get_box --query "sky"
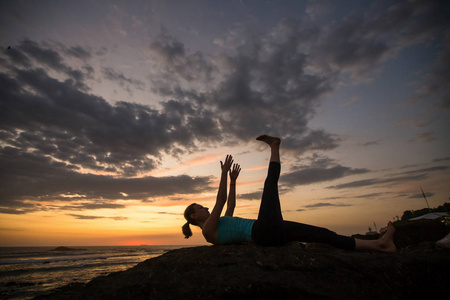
[0,0,449,247]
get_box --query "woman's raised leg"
[252,135,284,245]
[253,135,397,252]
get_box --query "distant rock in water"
[37,221,449,299]
[50,246,85,251]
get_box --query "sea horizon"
[0,244,200,248]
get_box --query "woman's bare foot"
[378,222,397,253]
[257,135,281,163]
[256,135,281,146]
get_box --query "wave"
[0,246,171,266]
[0,259,144,278]
[0,253,142,266]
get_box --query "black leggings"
[251,162,356,251]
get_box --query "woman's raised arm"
[202,155,233,243]
[225,163,241,217]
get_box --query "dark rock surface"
[36,221,450,299]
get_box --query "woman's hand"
[220,155,233,173]
[229,163,241,182]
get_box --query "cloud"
[0,208,29,215]
[148,25,339,151]
[391,0,449,47]
[304,202,351,209]
[409,192,434,199]
[0,44,225,177]
[0,146,213,211]
[144,0,449,152]
[321,192,387,201]
[396,114,437,130]
[17,39,67,71]
[305,0,332,21]
[408,131,436,143]
[67,214,128,221]
[433,157,450,162]
[4,46,32,68]
[148,29,216,92]
[213,38,225,47]
[281,165,369,187]
[67,214,104,220]
[373,0,450,111]
[65,45,92,60]
[307,0,450,84]
[423,34,450,110]
[267,154,371,190]
[311,15,389,77]
[211,24,337,146]
[327,174,427,190]
[102,67,145,93]
[390,166,449,177]
[282,130,341,152]
[238,191,262,201]
[156,211,180,215]
[360,140,380,147]
[58,202,127,210]
[3,40,92,91]
[352,193,385,199]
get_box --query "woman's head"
[182,203,209,239]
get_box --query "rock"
[36,240,449,300]
[437,233,450,249]
[392,219,449,249]
[5,281,35,287]
[50,247,85,251]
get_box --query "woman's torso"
[216,216,255,245]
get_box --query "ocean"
[0,245,186,299]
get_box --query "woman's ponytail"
[182,203,197,239]
[182,222,192,239]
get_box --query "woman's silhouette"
[182,135,396,252]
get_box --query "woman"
[182,135,396,252]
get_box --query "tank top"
[217,216,255,245]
